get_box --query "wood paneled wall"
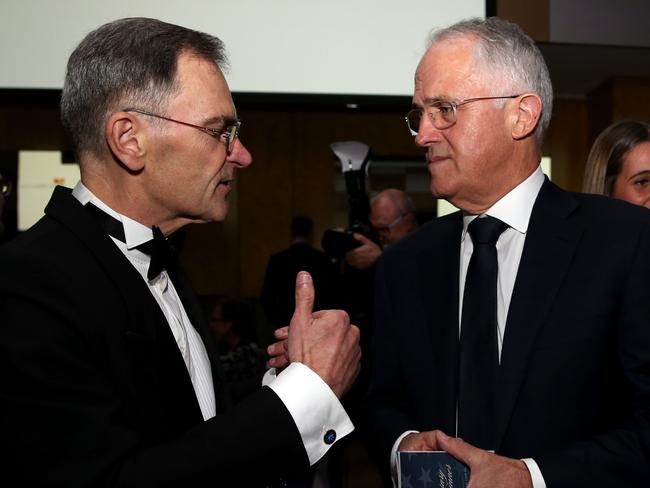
[2,85,649,297]
[183,107,422,297]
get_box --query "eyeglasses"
[0,174,11,197]
[405,95,521,135]
[375,213,405,237]
[126,108,241,151]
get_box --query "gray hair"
[60,17,228,159]
[372,189,416,216]
[428,17,553,145]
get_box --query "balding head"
[370,189,418,246]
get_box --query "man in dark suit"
[0,18,360,486]
[261,215,340,328]
[365,17,650,487]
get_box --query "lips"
[427,155,449,164]
[218,174,234,187]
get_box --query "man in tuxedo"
[0,18,360,486]
[365,17,650,487]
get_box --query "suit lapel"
[45,187,161,339]
[45,187,204,422]
[416,212,462,435]
[494,180,583,449]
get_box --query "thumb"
[291,271,315,327]
[437,431,476,466]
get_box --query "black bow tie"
[85,203,173,280]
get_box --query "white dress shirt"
[392,166,547,488]
[73,182,217,420]
[72,182,352,464]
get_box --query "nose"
[227,139,253,168]
[414,115,443,148]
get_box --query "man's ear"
[105,111,147,171]
[511,94,542,141]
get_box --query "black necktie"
[85,203,173,280]
[458,215,508,450]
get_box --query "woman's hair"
[583,120,650,196]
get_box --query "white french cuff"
[521,458,547,488]
[266,363,354,465]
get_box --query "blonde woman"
[583,120,650,208]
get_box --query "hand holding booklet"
[397,451,470,488]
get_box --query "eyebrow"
[627,169,650,181]
[201,114,238,127]
[412,96,454,108]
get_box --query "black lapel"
[45,186,204,422]
[45,187,161,340]
[494,179,583,449]
[416,212,463,435]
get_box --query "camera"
[322,141,375,258]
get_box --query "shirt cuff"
[262,367,276,386]
[267,362,354,465]
[521,458,547,488]
[391,430,419,485]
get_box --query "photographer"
[345,189,419,271]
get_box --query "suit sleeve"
[0,258,309,487]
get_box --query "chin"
[210,204,229,222]
[429,182,450,200]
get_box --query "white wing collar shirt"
[72,181,353,465]
[73,181,216,421]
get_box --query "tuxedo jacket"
[365,180,650,487]
[0,187,309,487]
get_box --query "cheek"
[613,184,641,205]
[450,125,485,166]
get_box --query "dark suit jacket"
[365,180,650,487]
[0,187,309,487]
[261,242,340,327]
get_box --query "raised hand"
[269,271,361,398]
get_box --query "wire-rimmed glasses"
[405,95,521,135]
[125,108,241,151]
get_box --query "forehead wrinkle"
[414,48,484,107]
